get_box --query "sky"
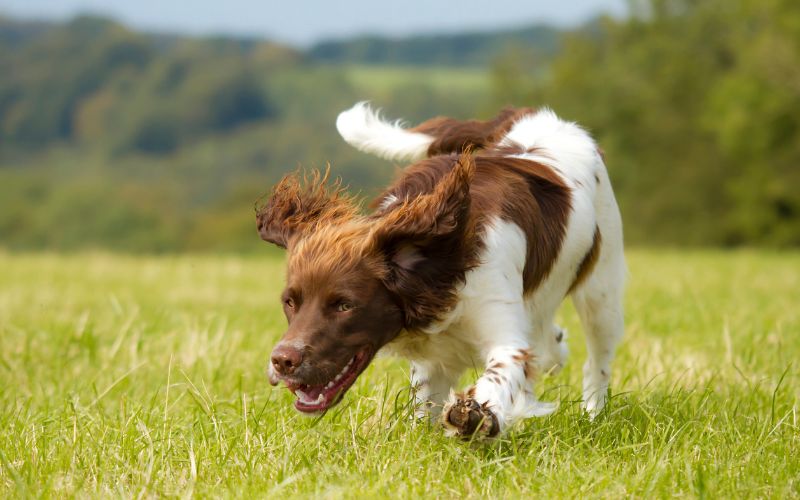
[0,0,627,46]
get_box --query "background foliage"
[0,0,798,252]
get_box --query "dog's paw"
[581,389,607,420]
[442,392,500,439]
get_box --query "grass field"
[343,65,491,93]
[0,250,798,497]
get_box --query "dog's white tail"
[336,102,434,162]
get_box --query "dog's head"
[256,156,475,413]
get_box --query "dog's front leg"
[442,345,557,438]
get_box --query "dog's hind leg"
[572,275,624,417]
[572,181,625,418]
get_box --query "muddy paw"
[442,393,500,439]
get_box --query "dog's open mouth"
[284,349,372,413]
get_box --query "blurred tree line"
[309,24,559,66]
[0,0,797,252]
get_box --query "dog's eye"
[335,302,354,313]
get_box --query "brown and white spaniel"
[257,103,625,438]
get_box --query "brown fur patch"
[511,350,532,363]
[287,222,382,298]
[412,107,535,157]
[256,167,358,249]
[512,348,536,380]
[470,157,572,293]
[568,226,602,294]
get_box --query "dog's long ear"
[368,153,477,328]
[256,168,357,249]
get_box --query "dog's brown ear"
[368,153,477,328]
[256,168,357,249]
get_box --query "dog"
[257,103,625,438]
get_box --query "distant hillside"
[308,25,561,66]
[0,16,54,47]
[0,14,497,252]
[0,15,305,149]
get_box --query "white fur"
[378,194,398,211]
[348,105,625,434]
[336,102,434,162]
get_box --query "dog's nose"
[271,344,304,375]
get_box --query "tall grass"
[0,251,798,497]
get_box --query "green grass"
[0,250,798,497]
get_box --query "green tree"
[493,0,800,246]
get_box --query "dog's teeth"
[343,359,353,372]
[318,356,356,393]
[316,394,325,404]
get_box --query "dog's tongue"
[293,382,338,411]
[296,385,325,404]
